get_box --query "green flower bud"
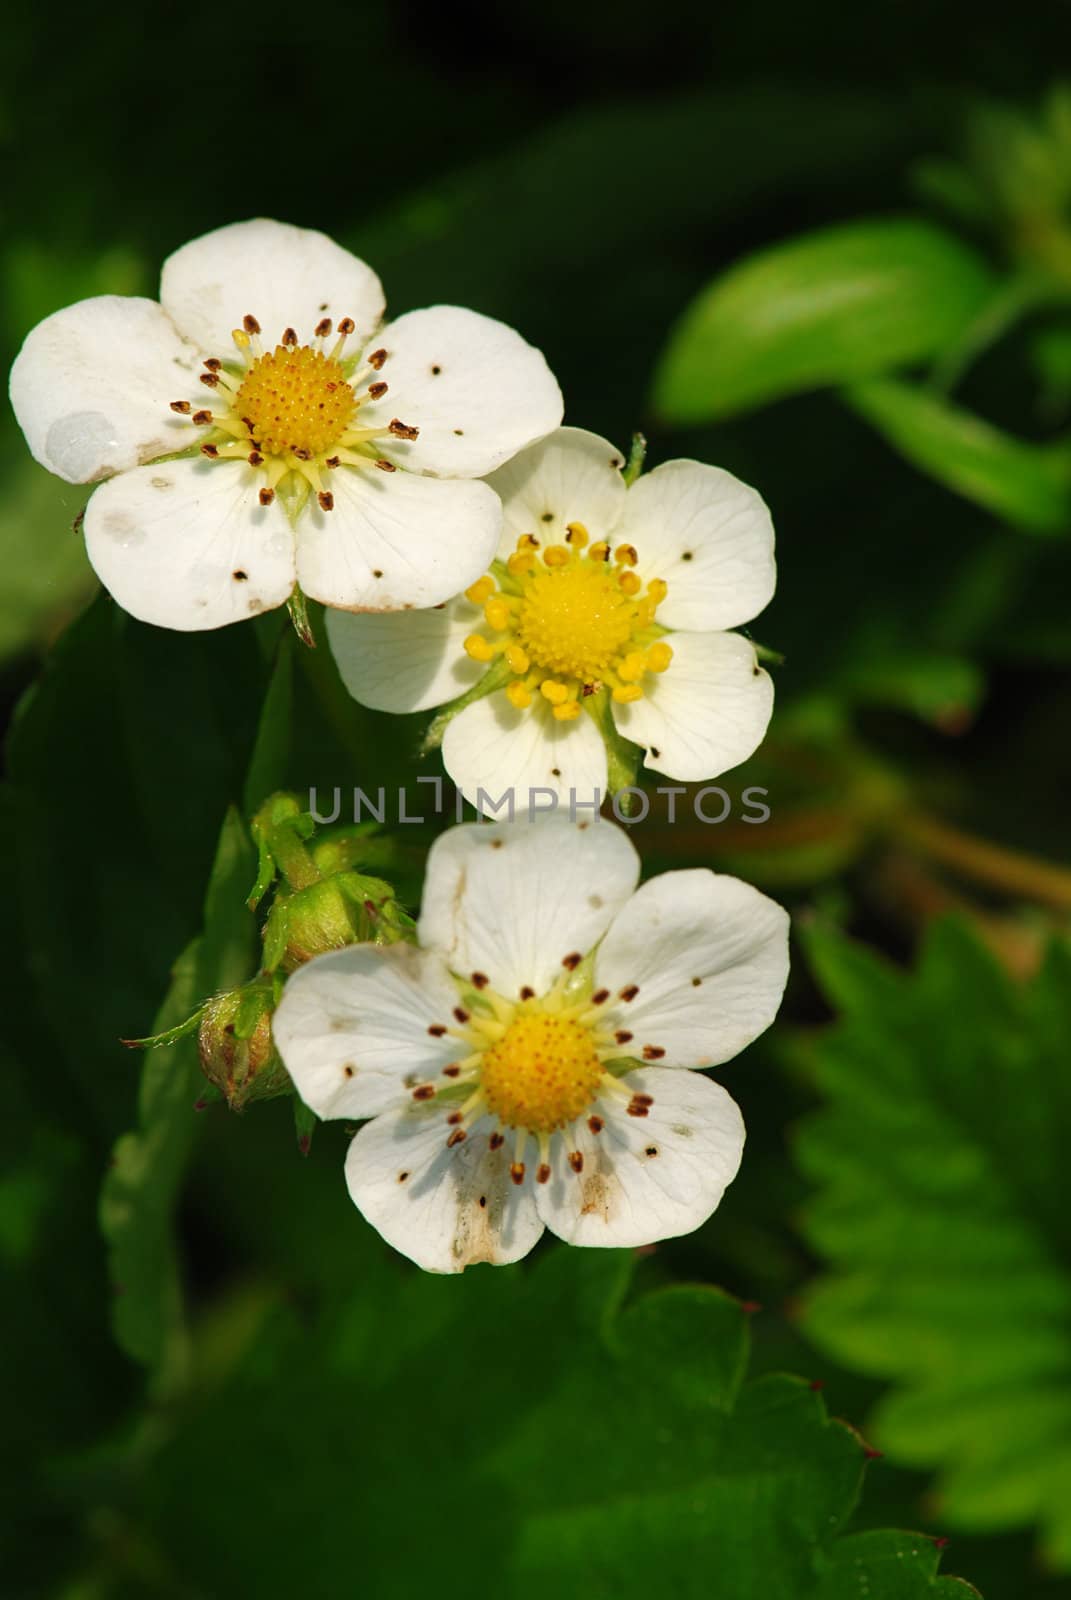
[264,872,410,972]
[198,981,289,1111]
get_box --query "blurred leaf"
[844,378,1071,534]
[242,629,293,816]
[99,808,257,1384]
[0,458,95,663]
[798,920,1071,1569]
[132,1249,974,1598]
[1031,322,1071,422]
[652,220,997,422]
[7,594,265,1136]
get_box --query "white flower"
[8,218,563,631]
[326,427,776,809]
[273,814,789,1273]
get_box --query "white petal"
[594,870,790,1068]
[296,466,501,611]
[345,1107,544,1273]
[418,812,639,999]
[326,594,483,712]
[612,630,773,782]
[9,296,202,485]
[273,943,465,1122]
[536,1068,745,1248]
[160,218,385,354]
[484,426,628,560]
[618,459,776,632]
[441,693,608,821]
[83,459,295,630]
[371,306,562,478]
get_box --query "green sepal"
[286,584,317,649]
[121,1007,204,1051]
[583,686,643,803]
[751,637,786,666]
[622,430,647,486]
[293,1098,318,1158]
[421,655,514,753]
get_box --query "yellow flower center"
[516,559,635,679]
[168,314,417,514]
[479,1012,604,1134]
[463,524,673,719]
[234,345,356,459]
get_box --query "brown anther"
[614,1030,633,1045]
[199,373,220,389]
[337,316,356,336]
[520,986,536,1001]
[642,1046,665,1061]
[471,972,489,989]
[248,451,264,466]
[318,491,335,512]
[259,487,275,506]
[203,357,222,372]
[489,1131,505,1150]
[170,400,192,414]
[562,952,582,971]
[368,381,388,399]
[192,409,213,426]
[200,443,219,458]
[368,347,388,370]
[282,327,298,346]
[592,988,610,1006]
[442,1065,461,1078]
[388,418,420,440]
[619,984,640,1002]
[291,446,312,461]
[446,1111,463,1125]
[243,314,261,334]
[315,317,333,338]
[627,1099,650,1118]
[510,1162,526,1185]
[446,1128,467,1148]
[588,1115,604,1134]
[375,458,396,472]
[412,1084,436,1101]
[325,455,341,468]
[453,1007,470,1025]
[568,1151,584,1174]
[427,1024,447,1038]
[536,1163,551,1184]
[632,1093,654,1107]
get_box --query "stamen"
[170,400,192,414]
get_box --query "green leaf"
[136,1249,973,1596]
[7,594,265,1136]
[0,457,94,665]
[652,219,997,422]
[843,378,1071,535]
[99,808,257,1387]
[798,919,1071,1569]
